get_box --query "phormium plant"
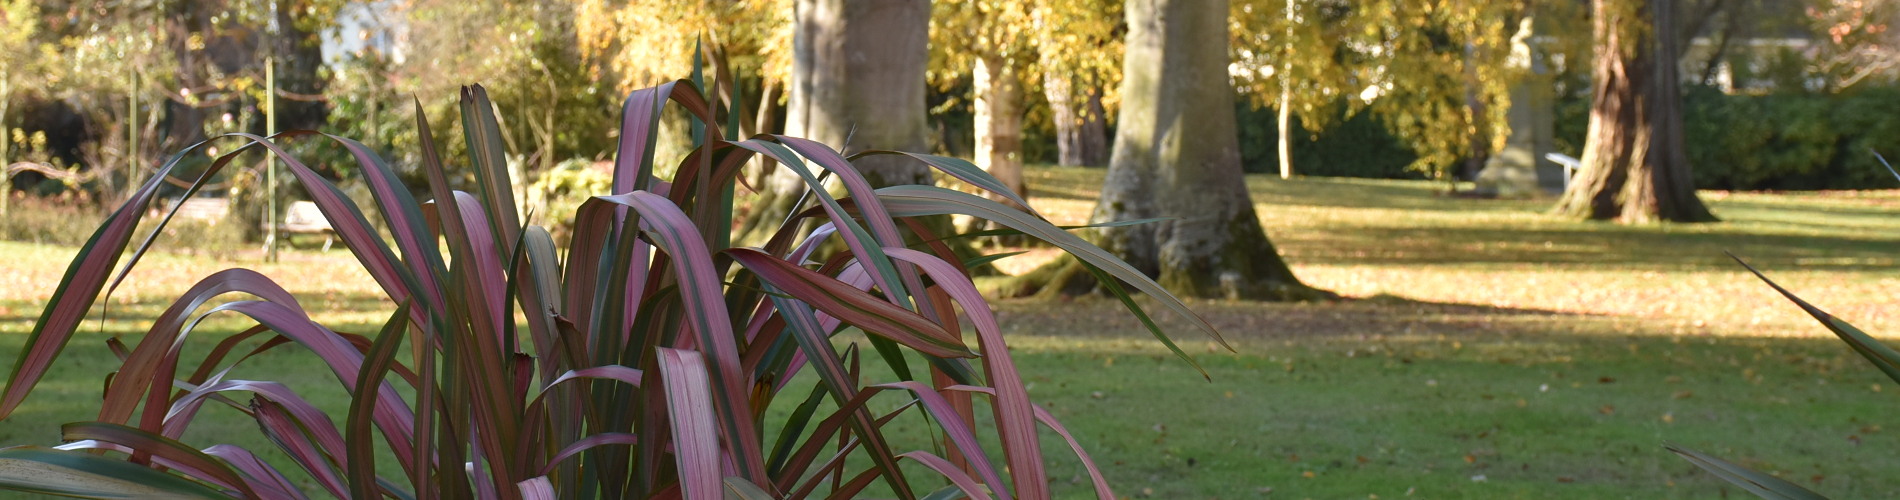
[1665,255,1892,500]
[0,79,1228,499]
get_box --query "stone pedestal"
[1476,18,1559,197]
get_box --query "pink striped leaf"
[59,422,255,497]
[537,433,640,477]
[872,381,1012,500]
[202,445,307,500]
[727,248,970,358]
[656,348,722,500]
[252,399,349,498]
[587,191,768,483]
[899,451,994,500]
[942,386,1117,500]
[884,248,1046,500]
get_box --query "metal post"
[264,56,279,262]
[128,70,139,189]
[1277,0,1296,180]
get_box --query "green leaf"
[1666,444,1829,500]
[875,184,1230,370]
[459,85,523,254]
[0,446,230,499]
[346,301,412,500]
[723,477,776,500]
[1732,253,1900,384]
[656,348,722,500]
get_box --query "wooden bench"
[277,201,335,251]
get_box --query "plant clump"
[0,78,1227,499]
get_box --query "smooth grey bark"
[1554,0,1715,223]
[740,0,932,243]
[974,55,1027,207]
[1086,0,1325,300]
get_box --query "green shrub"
[0,80,1223,499]
[0,195,104,246]
[0,195,244,257]
[524,158,612,246]
[1236,101,1423,179]
[1556,86,1900,191]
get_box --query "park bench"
[278,200,335,251]
[1545,153,1581,190]
[154,197,230,222]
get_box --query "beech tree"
[1553,0,1716,222]
[737,0,932,243]
[1011,0,1329,301]
[931,0,1034,207]
[930,0,1122,208]
[1035,0,1119,167]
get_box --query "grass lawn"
[8,167,1900,498]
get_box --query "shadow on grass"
[992,293,1609,345]
[1282,224,1900,271]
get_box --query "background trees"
[5,0,1897,252]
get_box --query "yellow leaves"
[574,0,792,92]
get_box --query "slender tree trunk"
[1015,0,1329,301]
[1461,41,1491,184]
[162,0,211,153]
[1,81,10,216]
[974,55,1027,207]
[1079,87,1109,166]
[1276,0,1295,179]
[1698,8,1739,86]
[1045,70,1110,167]
[739,0,932,244]
[1554,0,1716,223]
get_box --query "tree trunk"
[1019,0,1329,301]
[1044,70,1110,167]
[739,0,932,244]
[1554,0,1716,223]
[974,55,1027,207]
[1460,41,1491,184]
[162,2,210,154]
[273,0,328,131]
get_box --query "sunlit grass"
[7,167,1900,497]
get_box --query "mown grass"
[7,167,1900,498]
